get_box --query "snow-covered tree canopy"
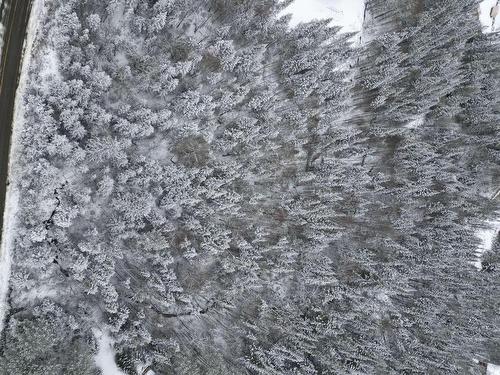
[0,0,499,374]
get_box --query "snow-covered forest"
[0,0,499,374]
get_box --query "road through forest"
[0,0,33,247]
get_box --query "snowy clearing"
[479,0,500,33]
[281,0,365,34]
[93,329,125,375]
[474,359,500,374]
[474,217,500,269]
[490,363,500,375]
[0,0,43,333]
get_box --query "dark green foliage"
[0,301,96,375]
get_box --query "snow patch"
[93,329,125,375]
[0,1,7,61]
[0,22,4,59]
[38,47,61,95]
[16,283,59,304]
[137,363,155,375]
[488,363,500,375]
[474,216,500,270]
[281,0,365,34]
[479,0,500,33]
[404,115,425,129]
[0,189,17,333]
[136,134,172,163]
[39,47,60,80]
[108,2,126,29]
[114,51,129,67]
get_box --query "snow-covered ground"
[404,115,425,130]
[479,0,500,32]
[137,364,155,375]
[474,217,500,270]
[489,363,500,375]
[474,359,500,375]
[0,0,43,333]
[281,0,365,35]
[93,329,125,375]
[0,22,4,58]
[0,1,6,63]
[467,13,500,375]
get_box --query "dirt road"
[0,0,33,244]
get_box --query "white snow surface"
[474,217,500,269]
[281,0,365,34]
[488,363,500,375]
[0,0,43,333]
[479,0,500,33]
[0,2,6,61]
[404,115,425,130]
[137,364,156,375]
[0,22,4,59]
[39,47,61,81]
[93,329,126,375]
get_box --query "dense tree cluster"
[0,0,499,374]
